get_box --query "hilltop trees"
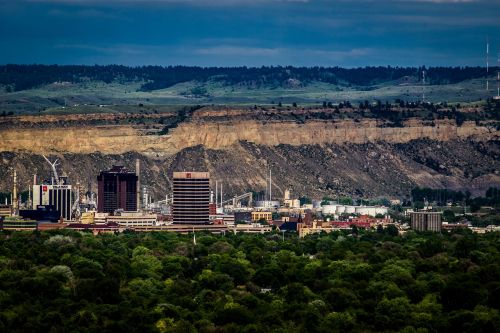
[0,65,493,92]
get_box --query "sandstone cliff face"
[0,118,495,155]
[0,109,498,198]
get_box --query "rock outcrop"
[0,108,498,198]
[0,115,495,155]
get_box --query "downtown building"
[33,184,73,221]
[97,166,138,214]
[410,211,443,232]
[172,172,210,224]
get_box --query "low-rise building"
[331,220,371,229]
[234,211,252,223]
[322,204,388,217]
[252,211,273,222]
[0,205,12,217]
[66,222,120,234]
[94,212,108,224]
[81,211,95,224]
[255,201,280,209]
[0,216,38,231]
[298,221,334,238]
[283,199,301,209]
[107,211,157,227]
[235,223,272,233]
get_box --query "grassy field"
[0,76,495,115]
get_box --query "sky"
[0,0,499,67]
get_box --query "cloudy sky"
[0,0,499,67]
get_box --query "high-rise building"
[33,184,73,221]
[97,166,138,214]
[410,212,442,232]
[172,172,210,224]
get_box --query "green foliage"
[0,64,493,92]
[412,187,500,211]
[0,229,499,332]
[338,196,354,205]
[299,196,312,206]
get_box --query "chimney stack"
[13,170,18,215]
[136,159,140,211]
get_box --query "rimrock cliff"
[0,107,498,198]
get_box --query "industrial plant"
[1,156,498,236]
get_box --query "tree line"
[0,65,495,92]
[411,187,500,211]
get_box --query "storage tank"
[322,205,338,215]
[255,200,280,208]
[354,206,388,216]
[312,200,323,209]
[355,206,376,216]
[344,206,356,214]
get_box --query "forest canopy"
[0,229,499,332]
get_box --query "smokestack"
[220,183,223,208]
[269,169,272,201]
[136,159,140,211]
[13,170,17,214]
[33,174,37,186]
[215,181,218,208]
[76,181,81,204]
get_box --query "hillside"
[0,105,498,200]
[0,65,497,115]
[1,65,492,92]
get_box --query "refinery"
[1,156,497,236]
[0,156,396,234]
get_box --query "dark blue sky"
[0,0,499,67]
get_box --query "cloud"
[399,0,478,2]
[379,14,500,27]
[25,0,309,3]
[48,8,118,18]
[197,46,282,56]
[195,45,373,62]
[55,43,149,55]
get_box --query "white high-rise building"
[33,184,73,221]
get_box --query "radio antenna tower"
[422,70,426,103]
[486,38,490,92]
[496,49,500,100]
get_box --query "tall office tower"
[33,184,73,221]
[410,212,442,232]
[97,166,138,214]
[172,172,210,224]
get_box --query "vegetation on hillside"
[0,229,499,332]
[0,65,495,92]
[411,187,500,212]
